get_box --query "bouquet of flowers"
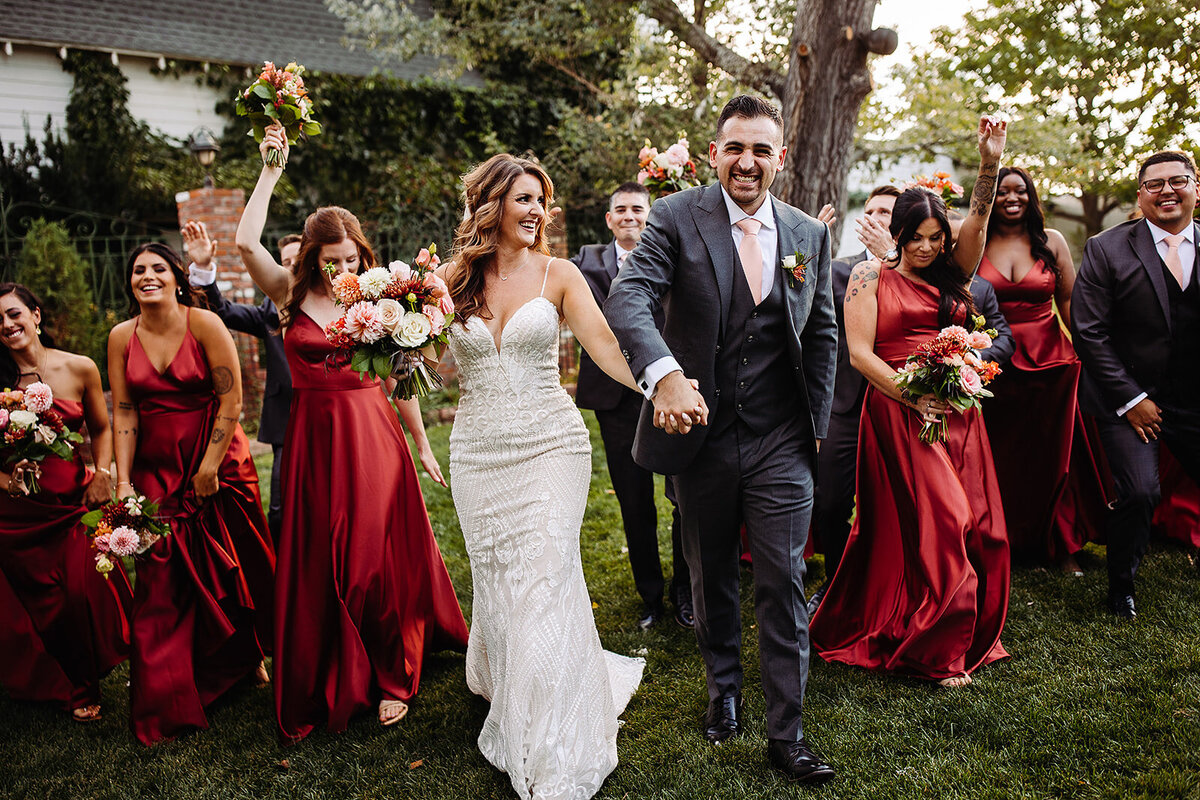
[323,244,454,399]
[235,60,321,167]
[891,316,1002,445]
[82,495,172,578]
[0,382,83,495]
[636,136,701,198]
[904,172,964,205]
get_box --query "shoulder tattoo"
[211,366,235,395]
[847,263,880,299]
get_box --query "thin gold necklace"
[498,252,533,281]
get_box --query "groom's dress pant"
[1094,402,1200,596]
[674,414,814,741]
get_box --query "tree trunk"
[775,0,879,248]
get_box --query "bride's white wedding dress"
[447,268,644,800]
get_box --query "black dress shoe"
[767,739,836,784]
[1107,593,1137,619]
[673,594,695,629]
[703,693,743,744]
[636,601,664,630]
[805,584,828,618]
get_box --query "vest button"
[715,388,721,396]
[751,311,758,318]
[742,358,749,365]
[747,335,755,342]
[737,403,743,411]
[715,345,722,354]
[739,381,745,389]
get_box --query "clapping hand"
[978,115,1007,161]
[181,220,216,267]
[260,123,289,168]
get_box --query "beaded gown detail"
[447,279,644,800]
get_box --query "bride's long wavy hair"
[279,206,377,330]
[449,154,554,324]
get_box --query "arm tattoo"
[209,427,227,444]
[971,160,999,216]
[847,265,880,299]
[118,401,134,411]
[216,414,240,424]
[211,366,235,395]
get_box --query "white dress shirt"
[635,188,778,399]
[188,261,218,287]
[1116,219,1197,416]
[614,242,634,269]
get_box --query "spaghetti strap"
[539,258,550,298]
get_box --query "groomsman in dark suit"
[606,95,837,783]
[572,182,693,630]
[185,222,295,539]
[1072,150,1200,618]
[807,187,1017,615]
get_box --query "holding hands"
[652,372,709,435]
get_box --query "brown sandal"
[72,705,103,723]
[378,699,409,727]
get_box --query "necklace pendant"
[500,274,508,281]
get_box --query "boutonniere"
[782,250,812,288]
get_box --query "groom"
[605,95,837,783]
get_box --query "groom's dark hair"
[715,95,783,140]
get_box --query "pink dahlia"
[108,526,140,557]
[22,381,53,414]
[343,301,386,343]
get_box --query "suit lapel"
[694,183,737,333]
[603,241,619,284]
[1131,220,1172,329]
[772,196,808,327]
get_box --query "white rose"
[358,267,392,300]
[392,311,433,348]
[652,152,672,170]
[783,254,797,269]
[376,298,404,333]
[388,260,413,282]
[8,409,37,429]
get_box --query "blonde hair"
[449,154,554,323]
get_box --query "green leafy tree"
[15,219,104,367]
[878,0,1200,236]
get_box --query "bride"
[437,154,679,799]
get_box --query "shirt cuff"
[637,356,682,400]
[1116,392,1147,417]
[188,262,217,287]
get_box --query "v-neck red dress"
[123,317,275,745]
[976,257,1109,562]
[272,311,467,743]
[0,396,133,711]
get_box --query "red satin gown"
[1154,448,1200,549]
[274,311,468,743]
[977,257,1108,561]
[811,268,1010,680]
[0,397,132,711]
[124,316,276,745]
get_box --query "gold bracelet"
[96,467,111,477]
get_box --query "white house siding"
[0,45,73,145]
[0,45,225,148]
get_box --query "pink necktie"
[1164,233,1185,288]
[736,218,764,304]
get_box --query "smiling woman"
[106,241,276,745]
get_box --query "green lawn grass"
[3,412,1199,799]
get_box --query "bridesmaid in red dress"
[0,283,132,723]
[108,244,275,745]
[811,117,1011,687]
[235,125,468,742]
[978,166,1109,573]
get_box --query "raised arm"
[107,322,139,500]
[189,310,243,499]
[79,356,114,507]
[951,116,1008,276]
[234,125,292,307]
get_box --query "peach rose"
[959,365,982,395]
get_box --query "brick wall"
[174,187,265,426]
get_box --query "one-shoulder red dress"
[811,268,1010,680]
[273,311,468,743]
[124,317,275,744]
[976,257,1109,562]
[0,397,132,711]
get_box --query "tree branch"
[643,0,787,98]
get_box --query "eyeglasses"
[1139,174,1196,194]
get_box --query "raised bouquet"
[636,136,701,198]
[904,172,964,205]
[891,317,1002,445]
[0,382,83,495]
[235,60,321,167]
[82,495,172,578]
[323,244,453,399]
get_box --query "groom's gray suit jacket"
[604,182,838,475]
